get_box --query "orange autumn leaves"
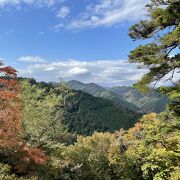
[0,61,47,173]
[0,62,22,143]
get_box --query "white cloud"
[68,67,90,75]
[55,0,149,30]
[16,57,148,86]
[18,56,47,63]
[53,23,65,31]
[56,6,70,19]
[0,0,64,8]
[0,0,149,30]
[16,56,179,87]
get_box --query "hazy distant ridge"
[67,80,169,113]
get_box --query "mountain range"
[66,80,169,113]
[64,90,140,135]
[23,78,141,135]
[25,78,168,135]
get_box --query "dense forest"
[66,80,169,113]
[0,0,180,179]
[21,78,140,136]
[66,80,141,112]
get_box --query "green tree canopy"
[21,80,74,147]
[129,0,180,92]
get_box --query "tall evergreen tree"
[129,0,180,92]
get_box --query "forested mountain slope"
[66,80,140,112]
[67,80,169,113]
[109,86,169,113]
[64,90,140,135]
[22,78,141,135]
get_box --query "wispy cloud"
[18,56,47,63]
[0,0,64,8]
[56,6,70,19]
[0,0,149,31]
[16,56,148,86]
[54,0,149,30]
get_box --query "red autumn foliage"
[0,61,47,175]
[0,61,22,144]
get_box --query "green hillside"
[64,90,140,135]
[22,78,141,136]
[67,80,141,112]
[110,86,169,113]
[67,80,169,113]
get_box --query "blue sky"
[0,0,149,86]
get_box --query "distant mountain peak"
[68,80,85,85]
[66,80,141,112]
[66,80,168,114]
